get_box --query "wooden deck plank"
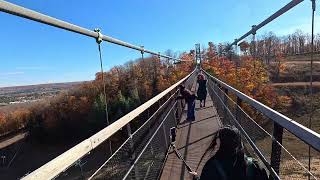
[160,88,221,180]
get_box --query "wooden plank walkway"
[160,86,221,180]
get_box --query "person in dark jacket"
[197,73,207,107]
[177,85,197,121]
[200,126,269,180]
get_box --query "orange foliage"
[203,46,278,108]
[0,47,197,141]
[0,108,31,135]
[0,51,193,140]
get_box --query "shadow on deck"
[160,93,221,180]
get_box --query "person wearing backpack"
[199,126,269,180]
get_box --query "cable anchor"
[94,28,103,44]
[140,45,145,55]
[251,25,257,35]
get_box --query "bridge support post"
[223,88,229,124]
[270,122,283,175]
[175,100,183,125]
[162,124,168,147]
[126,124,139,179]
[236,97,242,125]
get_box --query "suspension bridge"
[0,0,320,179]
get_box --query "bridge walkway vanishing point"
[1,0,320,179]
[160,83,221,180]
[19,69,320,180]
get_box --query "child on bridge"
[176,84,197,121]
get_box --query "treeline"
[203,44,278,108]
[0,53,194,142]
[209,30,320,63]
[202,41,291,119]
[254,31,320,56]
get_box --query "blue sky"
[0,0,318,87]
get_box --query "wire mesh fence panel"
[278,129,320,180]
[124,103,177,180]
[130,100,175,164]
[51,126,126,180]
[79,73,195,180]
[206,75,320,180]
[87,100,177,180]
[234,98,319,179]
[88,138,133,180]
[209,81,279,178]
[50,72,193,180]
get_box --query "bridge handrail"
[0,0,180,61]
[21,70,195,180]
[203,70,320,152]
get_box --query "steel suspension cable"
[94,28,112,155]
[308,1,316,179]
[0,0,181,62]
[227,0,304,50]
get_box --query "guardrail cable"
[213,80,317,179]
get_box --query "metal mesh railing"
[51,72,194,180]
[19,71,195,180]
[206,73,320,180]
[52,96,178,180]
[0,0,198,178]
[87,96,180,180]
[86,73,196,180]
[122,101,178,180]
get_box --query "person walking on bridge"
[177,85,197,121]
[196,73,207,107]
[199,126,269,180]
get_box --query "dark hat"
[217,126,243,155]
[178,84,185,89]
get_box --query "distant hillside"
[0,81,85,96]
[0,81,86,104]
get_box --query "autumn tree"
[203,42,282,122]
[0,48,193,142]
[239,41,250,56]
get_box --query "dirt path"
[272,82,320,87]
[284,61,320,64]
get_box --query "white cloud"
[16,66,48,70]
[0,71,25,76]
